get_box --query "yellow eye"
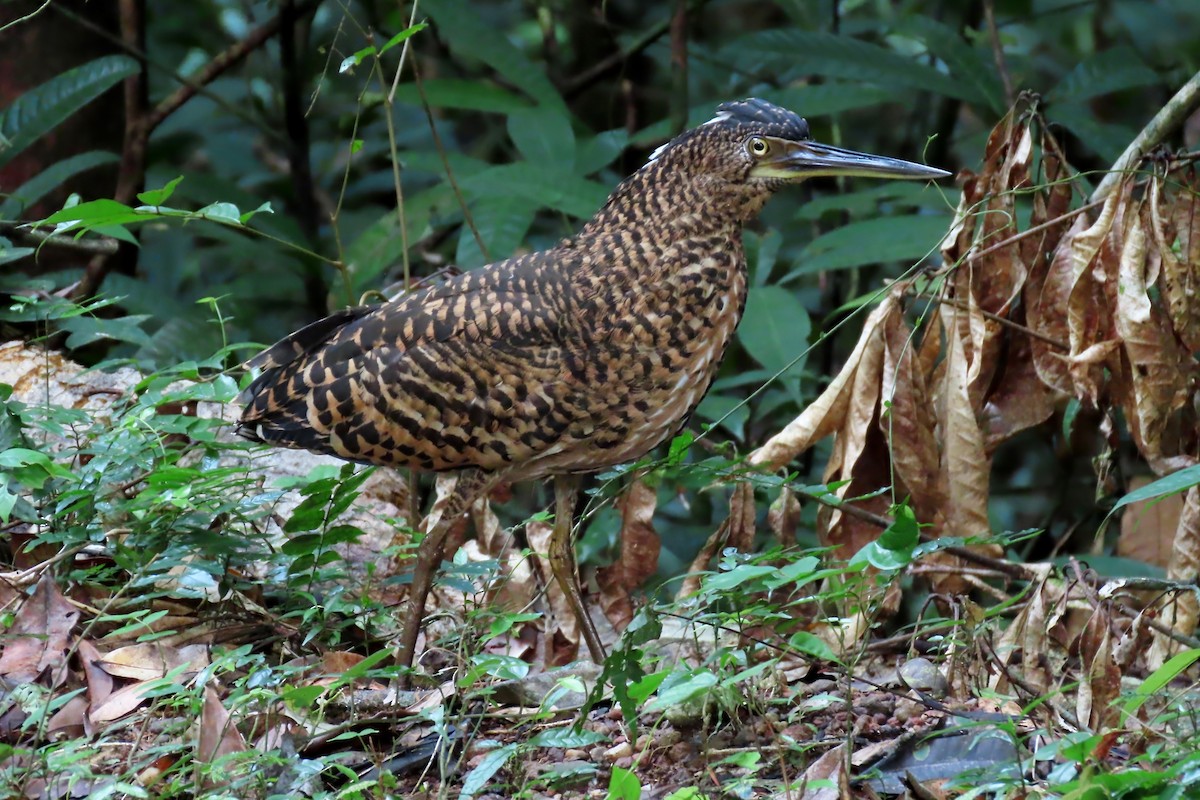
[748,137,769,157]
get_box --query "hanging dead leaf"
[1113,194,1193,470]
[1148,486,1200,669]
[881,306,943,522]
[937,312,992,544]
[1118,475,1183,568]
[597,479,661,630]
[979,318,1058,451]
[0,573,79,687]
[1063,186,1125,404]
[750,292,899,470]
[1076,604,1121,732]
[767,486,802,547]
[526,520,582,666]
[1153,165,1200,351]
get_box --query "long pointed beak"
[753,139,951,181]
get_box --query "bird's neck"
[577,161,769,238]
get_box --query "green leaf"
[529,728,606,748]
[789,214,948,276]
[737,285,811,384]
[377,22,429,58]
[462,163,608,220]
[455,197,538,268]
[1048,46,1161,104]
[391,78,532,113]
[58,314,152,349]
[41,198,142,227]
[788,631,838,662]
[898,16,1007,115]
[605,766,641,800]
[507,107,575,171]
[0,150,118,218]
[425,0,565,110]
[758,83,896,118]
[1123,648,1200,718]
[645,670,718,712]
[137,176,185,207]
[703,564,778,592]
[0,55,139,168]
[195,201,242,225]
[1114,464,1200,511]
[459,742,519,800]
[731,30,979,102]
[576,129,629,175]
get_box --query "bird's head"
[645,98,949,217]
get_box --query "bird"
[237,98,949,677]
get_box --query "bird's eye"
[748,137,770,157]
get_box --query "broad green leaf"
[703,564,778,592]
[1123,649,1200,717]
[730,30,979,103]
[0,150,118,218]
[1048,46,1161,104]
[789,214,947,276]
[1114,464,1200,510]
[576,129,629,175]
[0,55,138,168]
[455,197,538,268]
[425,0,564,111]
[759,83,896,118]
[529,728,606,748]
[1051,104,1136,164]
[42,198,141,227]
[391,78,532,113]
[507,107,575,171]
[58,314,152,349]
[788,631,838,661]
[606,766,641,800]
[645,670,718,712]
[462,163,608,219]
[898,16,1007,115]
[459,742,519,800]
[737,285,811,383]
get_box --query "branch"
[1092,68,1200,202]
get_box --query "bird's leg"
[395,469,495,681]
[550,473,606,663]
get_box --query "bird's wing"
[238,257,593,473]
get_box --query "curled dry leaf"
[1076,604,1121,732]
[597,479,661,630]
[1148,486,1200,669]
[0,573,79,687]
[767,486,802,547]
[749,292,900,471]
[1061,187,1123,405]
[1114,193,1193,470]
[936,312,992,547]
[1153,165,1200,352]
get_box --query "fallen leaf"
[597,480,661,630]
[0,573,79,687]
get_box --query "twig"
[72,0,324,301]
[669,0,689,134]
[962,195,1103,268]
[563,7,697,98]
[911,290,1069,351]
[411,57,487,261]
[0,222,119,255]
[1093,68,1200,202]
[0,0,51,34]
[982,0,1014,107]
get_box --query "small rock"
[563,749,586,760]
[603,742,632,761]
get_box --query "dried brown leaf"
[1154,166,1200,351]
[1149,486,1200,668]
[597,479,661,630]
[726,480,757,554]
[88,681,158,723]
[527,520,581,666]
[1076,605,1121,732]
[749,292,899,470]
[980,317,1058,451]
[937,313,991,542]
[767,486,801,547]
[76,639,113,731]
[881,307,943,521]
[98,641,206,681]
[198,685,248,784]
[1118,475,1183,568]
[0,573,79,686]
[1063,187,1124,403]
[1114,197,1193,468]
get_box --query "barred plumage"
[239,98,948,676]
